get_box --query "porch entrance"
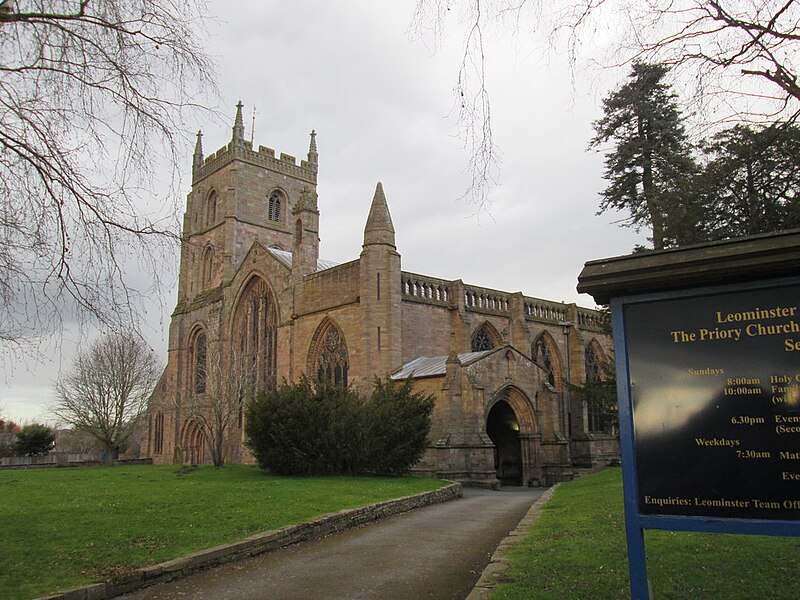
[486,400,523,486]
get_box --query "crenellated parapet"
[192,139,317,185]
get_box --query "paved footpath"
[119,486,543,600]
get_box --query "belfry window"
[268,190,284,222]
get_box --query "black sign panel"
[625,283,800,520]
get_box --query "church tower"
[177,102,319,305]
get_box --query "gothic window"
[193,331,207,394]
[268,190,284,223]
[206,190,217,227]
[585,342,601,382]
[154,412,164,454]
[202,246,213,288]
[533,334,562,389]
[232,277,277,391]
[471,322,501,352]
[308,319,349,386]
[585,340,610,433]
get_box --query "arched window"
[471,322,501,352]
[268,190,284,223]
[308,318,349,386]
[532,333,564,391]
[585,342,601,382]
[232,277,278,391]
[584,340,610,433]
[206,190,217,227]
[153,412,164,454]
[202,246,214,288]
[192,331,207,394]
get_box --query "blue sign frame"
[611,275,800,600]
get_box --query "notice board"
[624,282,800,521]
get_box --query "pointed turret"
[363,182,395,248]
[192,130,204,173]
[232,100,245,145]
[307,129,318,173]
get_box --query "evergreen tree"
[13,424,55,457]
[663,123,800,247]
[590,62,697,250]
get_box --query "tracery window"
[585,340,611,433]
[308,319,349,386]
[193,332,207,394]
[533,335,556,388]
[268,190,284,222]
[585,343,601,383]
[471,322,500,352]
[233,277,277,391]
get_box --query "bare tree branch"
[0,0,216,348]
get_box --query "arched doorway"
[486,400,523,486]
[180,420,205,465]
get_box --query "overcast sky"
[1,1,647,424]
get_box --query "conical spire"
[363,182,395,247]
[307,129,318,172]
[232,100,245,145]
[192,130,204,172]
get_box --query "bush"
[245,378,434,476]
[13,424,56,457]
[245,379,366,476]
[365,379,435,476]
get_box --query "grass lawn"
[0,464,446,600]
[490,468,800,599]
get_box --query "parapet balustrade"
[463,286,510,314]
[401,273,450,305]
[577,308,609,331]
[524,299,568,323]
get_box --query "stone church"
[144,103,617,487]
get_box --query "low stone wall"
[37,482,462,600]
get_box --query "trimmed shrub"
[245,378,366,475]
[365,379,435,475]
[245,378,434,476]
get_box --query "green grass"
[0,464,446,600]
[490,468,800,599]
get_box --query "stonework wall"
[146,117,616,479]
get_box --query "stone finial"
[232,101,245,145]
[307,129,318,173]
[363,182,395,247]
[192,130,204,172]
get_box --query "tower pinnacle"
[363,182,395,247]
[307,129,318,172]
[192,130,204,173]
[232,100,245,145]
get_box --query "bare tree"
[0,1,215,345]
[410,1,800,207]
[53,332,161,463]
[185,345,254,469]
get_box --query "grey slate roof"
[390,350,493,380]
[268,247,339,272]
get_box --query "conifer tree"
[590,62,697,250]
